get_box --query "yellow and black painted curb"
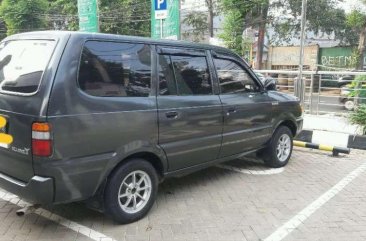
[296,129,366,151]
[293,140,350,156]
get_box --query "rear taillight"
[32,122,52,157]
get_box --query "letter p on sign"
[155,0,167,10]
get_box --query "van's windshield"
[0,40,56,95]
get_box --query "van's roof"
[4,30,235,55]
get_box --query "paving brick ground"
[0,147,365,241]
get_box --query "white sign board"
[154,0,167,19]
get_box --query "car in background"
[339,84,366,110]
[337,75,354,88]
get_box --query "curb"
[296,130,366,150]
[293,140,350,156]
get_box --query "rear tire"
[104,158,158,224]
[260,126,293,168]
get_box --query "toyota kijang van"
[0,31,302,223]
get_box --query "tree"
[219,0,269,67]
[347,8,366,70]
[271,0,356,46]
[182,11,208,42]
[219,0,354,69]
[0,18,7,40]
[182,0,220,42]
[218,10,244,54]
[0,0,151,37]
[0,0,48,35]
[98,0,150,36]
[47,0,78,31]
[47,0,151,36]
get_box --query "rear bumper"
[0,172,54,204]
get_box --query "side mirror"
[264,78,276,91]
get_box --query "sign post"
[151,0,179,40]
[78,0,99,32]
[154,0,167,39]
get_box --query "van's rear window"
[0,40,55,95]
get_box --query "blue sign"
[155,0,167,11]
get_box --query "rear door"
[212,52,273,157]
[157,47,223,171]
[0,38,58,182]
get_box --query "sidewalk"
[297,114,366,149]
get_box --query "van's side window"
[213,57,259,94]
[78,41,151,97]
[158,54,177,95]
[159,53,212,96]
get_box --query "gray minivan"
[0,31,302,223]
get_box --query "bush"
[349,104,366,134]
[348,75,366,104]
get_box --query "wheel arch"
[108,151,165,181]
[91,150,166,205]
[275,119,297,137]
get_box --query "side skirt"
[164,147,264,178]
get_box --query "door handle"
[227,107,237,116]
[165,111,179,119]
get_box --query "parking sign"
[154,0,167,19]
[155,0,167,10]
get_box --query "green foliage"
[218,10,244,55]
[347,10,366,30]
[182,11,208,42]
[0,0,151,37]
[349,104,366,134]
[219,0,354,56]
[182,0,219,41]
[348,75,366,99]
[271,0,357,45]
[0,19,7,40]
[48,0,78,31]
[0,0,48,35]
[98,0,150,36]
[218,0,268,55]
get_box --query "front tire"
[344,99,355,111]
[104,158,158,224]
[260,126,293,168]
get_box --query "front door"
[157,47,223,171]
[212,53,273,157]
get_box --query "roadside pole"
[160,19,163,39]
[297,0,307,106]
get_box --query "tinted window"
[158,54,177,95]
[213,57,259,94]
[158,53,212,96]
[78,41,151,97]
[171,55,212,95]
[0,40,55,94]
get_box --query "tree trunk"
[256,25,265,70]
[357,26,366,70]
[206,0,214,38]
[255,4,268,70]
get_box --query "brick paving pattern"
[0,147,365,241]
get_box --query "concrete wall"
[267,45,319,70]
